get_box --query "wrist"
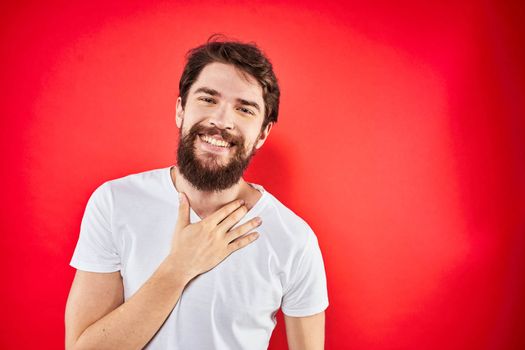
[161,254,195,286]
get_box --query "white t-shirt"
[70,166,329,349]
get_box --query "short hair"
[179,35,280,129]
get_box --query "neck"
[170,166,259,219]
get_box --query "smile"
[200,135,232,148]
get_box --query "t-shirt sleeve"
[281,229,329,317]
[70,182,121,273]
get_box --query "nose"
[208,104,234,130]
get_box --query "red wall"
[1,1,524,349]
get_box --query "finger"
[227,232,260,254]
[175,192,190,231]
[216,205,249,233]
[205,199,245,226]
[225,217,262,243]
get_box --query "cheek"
[182,104,207,121]
[239,126,257,142]
[245,134,264,152]
[180,115,204,133]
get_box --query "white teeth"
[202,135,230,148]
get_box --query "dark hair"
[179,35,280,129]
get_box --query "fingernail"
[178,193,183,203]
[255,217,262,224]
[239,199,245,205]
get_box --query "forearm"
[71,257,191,350]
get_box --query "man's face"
[175,62,272,192]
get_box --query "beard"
[176,123,259,192]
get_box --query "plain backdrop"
[1,1,524,349]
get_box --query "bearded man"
[65,36,328,350]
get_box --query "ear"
[255,122,273,150]
[175,97,184,129]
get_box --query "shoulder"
[105,167,169,190]
[96,166,171,197]
[265,193,312,232]
[86,167,173,213]
[258,190,317,252]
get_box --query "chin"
[197,154,231,168]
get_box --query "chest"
[117,217,284,314]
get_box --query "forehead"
[189,62,264,104]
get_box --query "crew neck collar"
[163,165,269,223]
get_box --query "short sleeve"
[281,230,329,317]
[70,182,121,272]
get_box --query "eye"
[238,106,255,116]
[198,96,216,104]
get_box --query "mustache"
[188,124,243,146]
[176,122,255,192]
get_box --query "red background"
[1,1,524,349]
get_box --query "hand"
[168,193,262,280]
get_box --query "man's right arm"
[65,257,190,350]
[65,193,262,350]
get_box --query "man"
[65,37,328,350]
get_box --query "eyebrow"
[193,86,261,112]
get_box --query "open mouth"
[199,134,234,148]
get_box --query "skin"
[65,195,260,350]
[65,62,325,349]
[173,62,273,218]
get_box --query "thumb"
[176,192,190,231]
